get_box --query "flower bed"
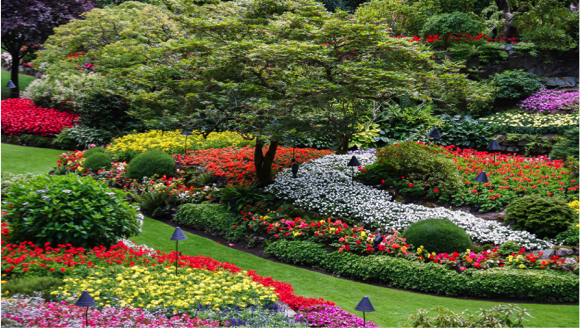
[478,112,578,134]
[265,153,552,249]
[296,305,380,328]
[520,89,579,113]
[1,98,79,137]
[175,146,332,185]
[107,130,255,162]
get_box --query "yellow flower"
[360,231,366,237]
[519,264,525,269]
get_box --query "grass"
[1,144,62,175]
[1,69,36,100]
[132,218,579,328]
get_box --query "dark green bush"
[402,219,472,254]
[3,276,64,300]
[498,241,523,256]
[421,12,485,43]
[126,150,175,179]
[505,195,576,238]
[174,203,245,242]
[82,152,113,171]
[83,147,106,158]
[554,225,580,246]
[2,174,141,247]
[492,70,542,100]
[264,239,328,268]
[436,115,493,149]
[550,128,579,161]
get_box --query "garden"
[1,0,579,327]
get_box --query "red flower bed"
[174,146,332,185]
[1,98,79,136]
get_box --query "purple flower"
[520,89,579,113]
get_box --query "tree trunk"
[254,139,279,187]
[9,51,20,98]
[501,0,517,39]
[335,134,351,155]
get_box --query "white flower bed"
[266,153,552,249]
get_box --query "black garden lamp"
[347,155,362,184]
[487,139,502,163]
[355,296,375,327]
[291,147,299,178]
[181,129,192,154]
[170,227,188,276]
[473,171,489,211]
[6,80,17,99]
[75,290,96,328]
[428,127,441,139]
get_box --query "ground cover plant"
[478,112,578,134]
[1,98,79,137]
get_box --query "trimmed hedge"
[265,240,578,303]
[173,203,246,242]
[264,239,328,268]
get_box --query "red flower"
[60,268,66,272]
[433,189,439,192]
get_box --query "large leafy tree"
[117,0,468,186]
[1,0,94,98]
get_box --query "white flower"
[62,190,71,194]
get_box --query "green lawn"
[1,69,36,100]
[1,144,62,175]
[132,218,579,328]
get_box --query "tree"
[117,0,469,186]
[1,0,94,98]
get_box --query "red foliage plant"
[1,98,79,136]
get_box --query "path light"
[291,147,299,178]
[170,227,188,276]
[181,129,192,154]
[355,296,375,327]
[473,171,489,211]
[6,80,17,99]
[347,155,362,184]
[75,290,95,328]
[428,127,441,139]
[487,139,502,162]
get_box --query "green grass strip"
[1,70,36,100]
[132,218,579,328]
[1,144,62,175]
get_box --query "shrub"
[126,150,175,180]
[82,152,113,171]
[173,203,245,242]
[405,304,533,328]
[2,276,64,300]
[55,125,113,150]
[83,146,106,158]
[550,128,579,161]
[497,241,523,256]
[1,98,79,137]
[2,174,141,247]
[436,114,493,149]
[264,239,328,268]
[76,91,135,133]
[492,70,542,100]
[1,172,37,200]
[421,12,485,43]
[402,219,472,254]
[554,225,580,246]
[505,195,576,239]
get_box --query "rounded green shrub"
[505,195,576,238]
[402,219,472,254]
[82,146,106,158]
[126,150,175,179]
[82,152,113,171]
[492,69,542,100]
[2,174,141,248]
[497,240,522,256]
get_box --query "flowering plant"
[520,89,579,113]
[1,98,79,136]
[478,112,578,134]
[296,305,380,328]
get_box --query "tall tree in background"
[1,0,94,98]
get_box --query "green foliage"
[82,146,106,158]
[497,241,523,256]
[554,225,580,247]
[2,276,65,300]
[421,12,485,43]
[402,219,472,254]
[377,102,441,142]
[550,128,579,160]
[1,172,37,200]
[349,123,381,149]
[478,42,508,63]
[126,150,175,180]
[55,125,114,150]
[436,115,493,149]
[492,70,542,100]
[505,195,576,239]
[136,191,173,218]
[404,304,534,328]
[264,239,328,268]
[358,142,462,196]
[221,183,272,211]
[82,152,113,172]
[77,91,141,134]
[173,203,245,242]
[2,174,141,247]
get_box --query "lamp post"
[428,127,441,139]
[6,80,17,99]
[75,290,96,328]
[170,227,188,276]
[181,129,192,154]
[291,147,299,178]
[355,296,375,327]
[473,171,489,211]
[487,139,502,163]
[347,155,362,184]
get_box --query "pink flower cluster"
[1,296,219,328]
[520,89,579,113]
[296,305,379,328]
